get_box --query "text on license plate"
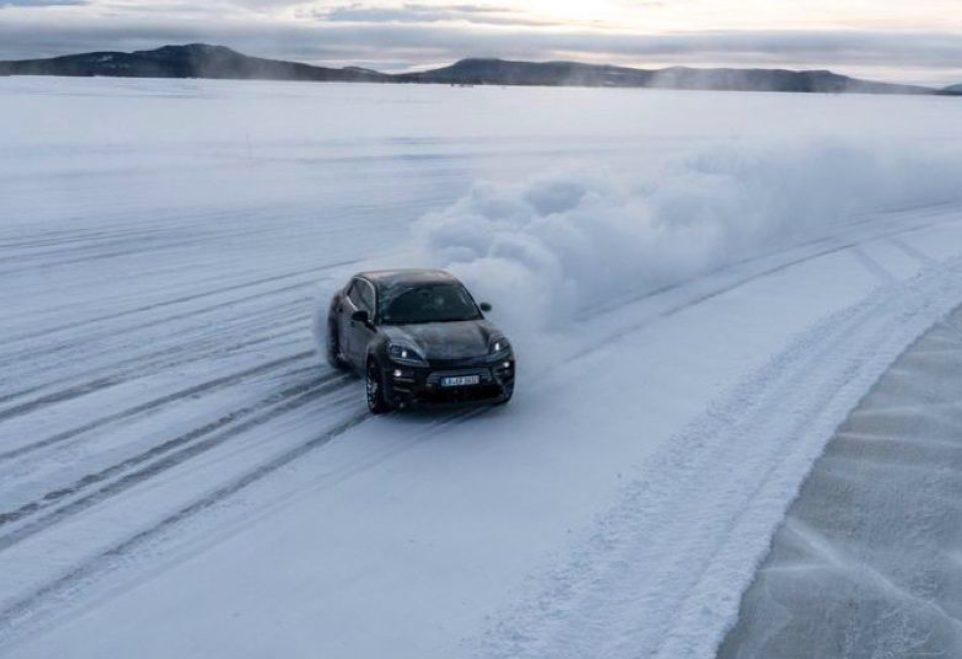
[441,375,480,388]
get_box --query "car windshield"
[379,283,481,324]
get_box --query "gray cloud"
[317,3,560,27]
[0,0,84,6]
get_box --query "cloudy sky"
[2,0,961,86]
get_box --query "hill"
[0,44,941,96]
[0,44,388,83]
[397,58,932,95]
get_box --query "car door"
[347,278,378,367]
[338,280,364,366]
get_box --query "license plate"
[440,375,480,388]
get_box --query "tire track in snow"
[0,281,313,367]
[0,370,354,549]
[0,258,357,348]
[580,205,959,321]
[0,351,315,463]
[0,266,328,408]
[0,289,313,375]
[0,322,309,422]
[0,234,194,267]
[0,211,296,276]
[851,246,898,284]
[0,410,369,635]
[0,405,494,642]
[575,213,962,362]
[0,384,47,409]
[0,292,309,400]
[889,236,938,266]
[0,237,218,276]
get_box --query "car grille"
[418,384,504,404]
[425,356,490,370]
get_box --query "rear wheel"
[326,321,348,371]
[366,360,393,415]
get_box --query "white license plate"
[440,375,480,388]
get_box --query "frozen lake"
[2,77,962,657]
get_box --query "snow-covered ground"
[1,76,962,657]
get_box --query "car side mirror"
[351,309,370,324]
[479,302,492,313]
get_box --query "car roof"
[356,269,460,290]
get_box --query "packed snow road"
[1,77,962,657]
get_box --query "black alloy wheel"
[366,360,392,414]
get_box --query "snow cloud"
[415,140,962,336]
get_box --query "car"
[324,269,515,414]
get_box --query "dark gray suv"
[325,269,515,414]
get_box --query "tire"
[326,321,348,371]
[495,381,514,406]
[366,360,393,415]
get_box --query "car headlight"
[388,343,427,366]
[489,337,511,357]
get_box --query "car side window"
[346,281,364,309]
[347,279,375,315]
[358,280,376,315]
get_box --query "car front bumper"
[383,355,515,407]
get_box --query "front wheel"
[495,381,514,406]
[366,360,393,415]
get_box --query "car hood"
[381,320,499,361]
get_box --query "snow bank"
[414,140,962,338]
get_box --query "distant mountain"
[942,84,962,95]
[0,44,389,83]
[0,44,944,96]
[397,58,933,95]
[397,59,654,88]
